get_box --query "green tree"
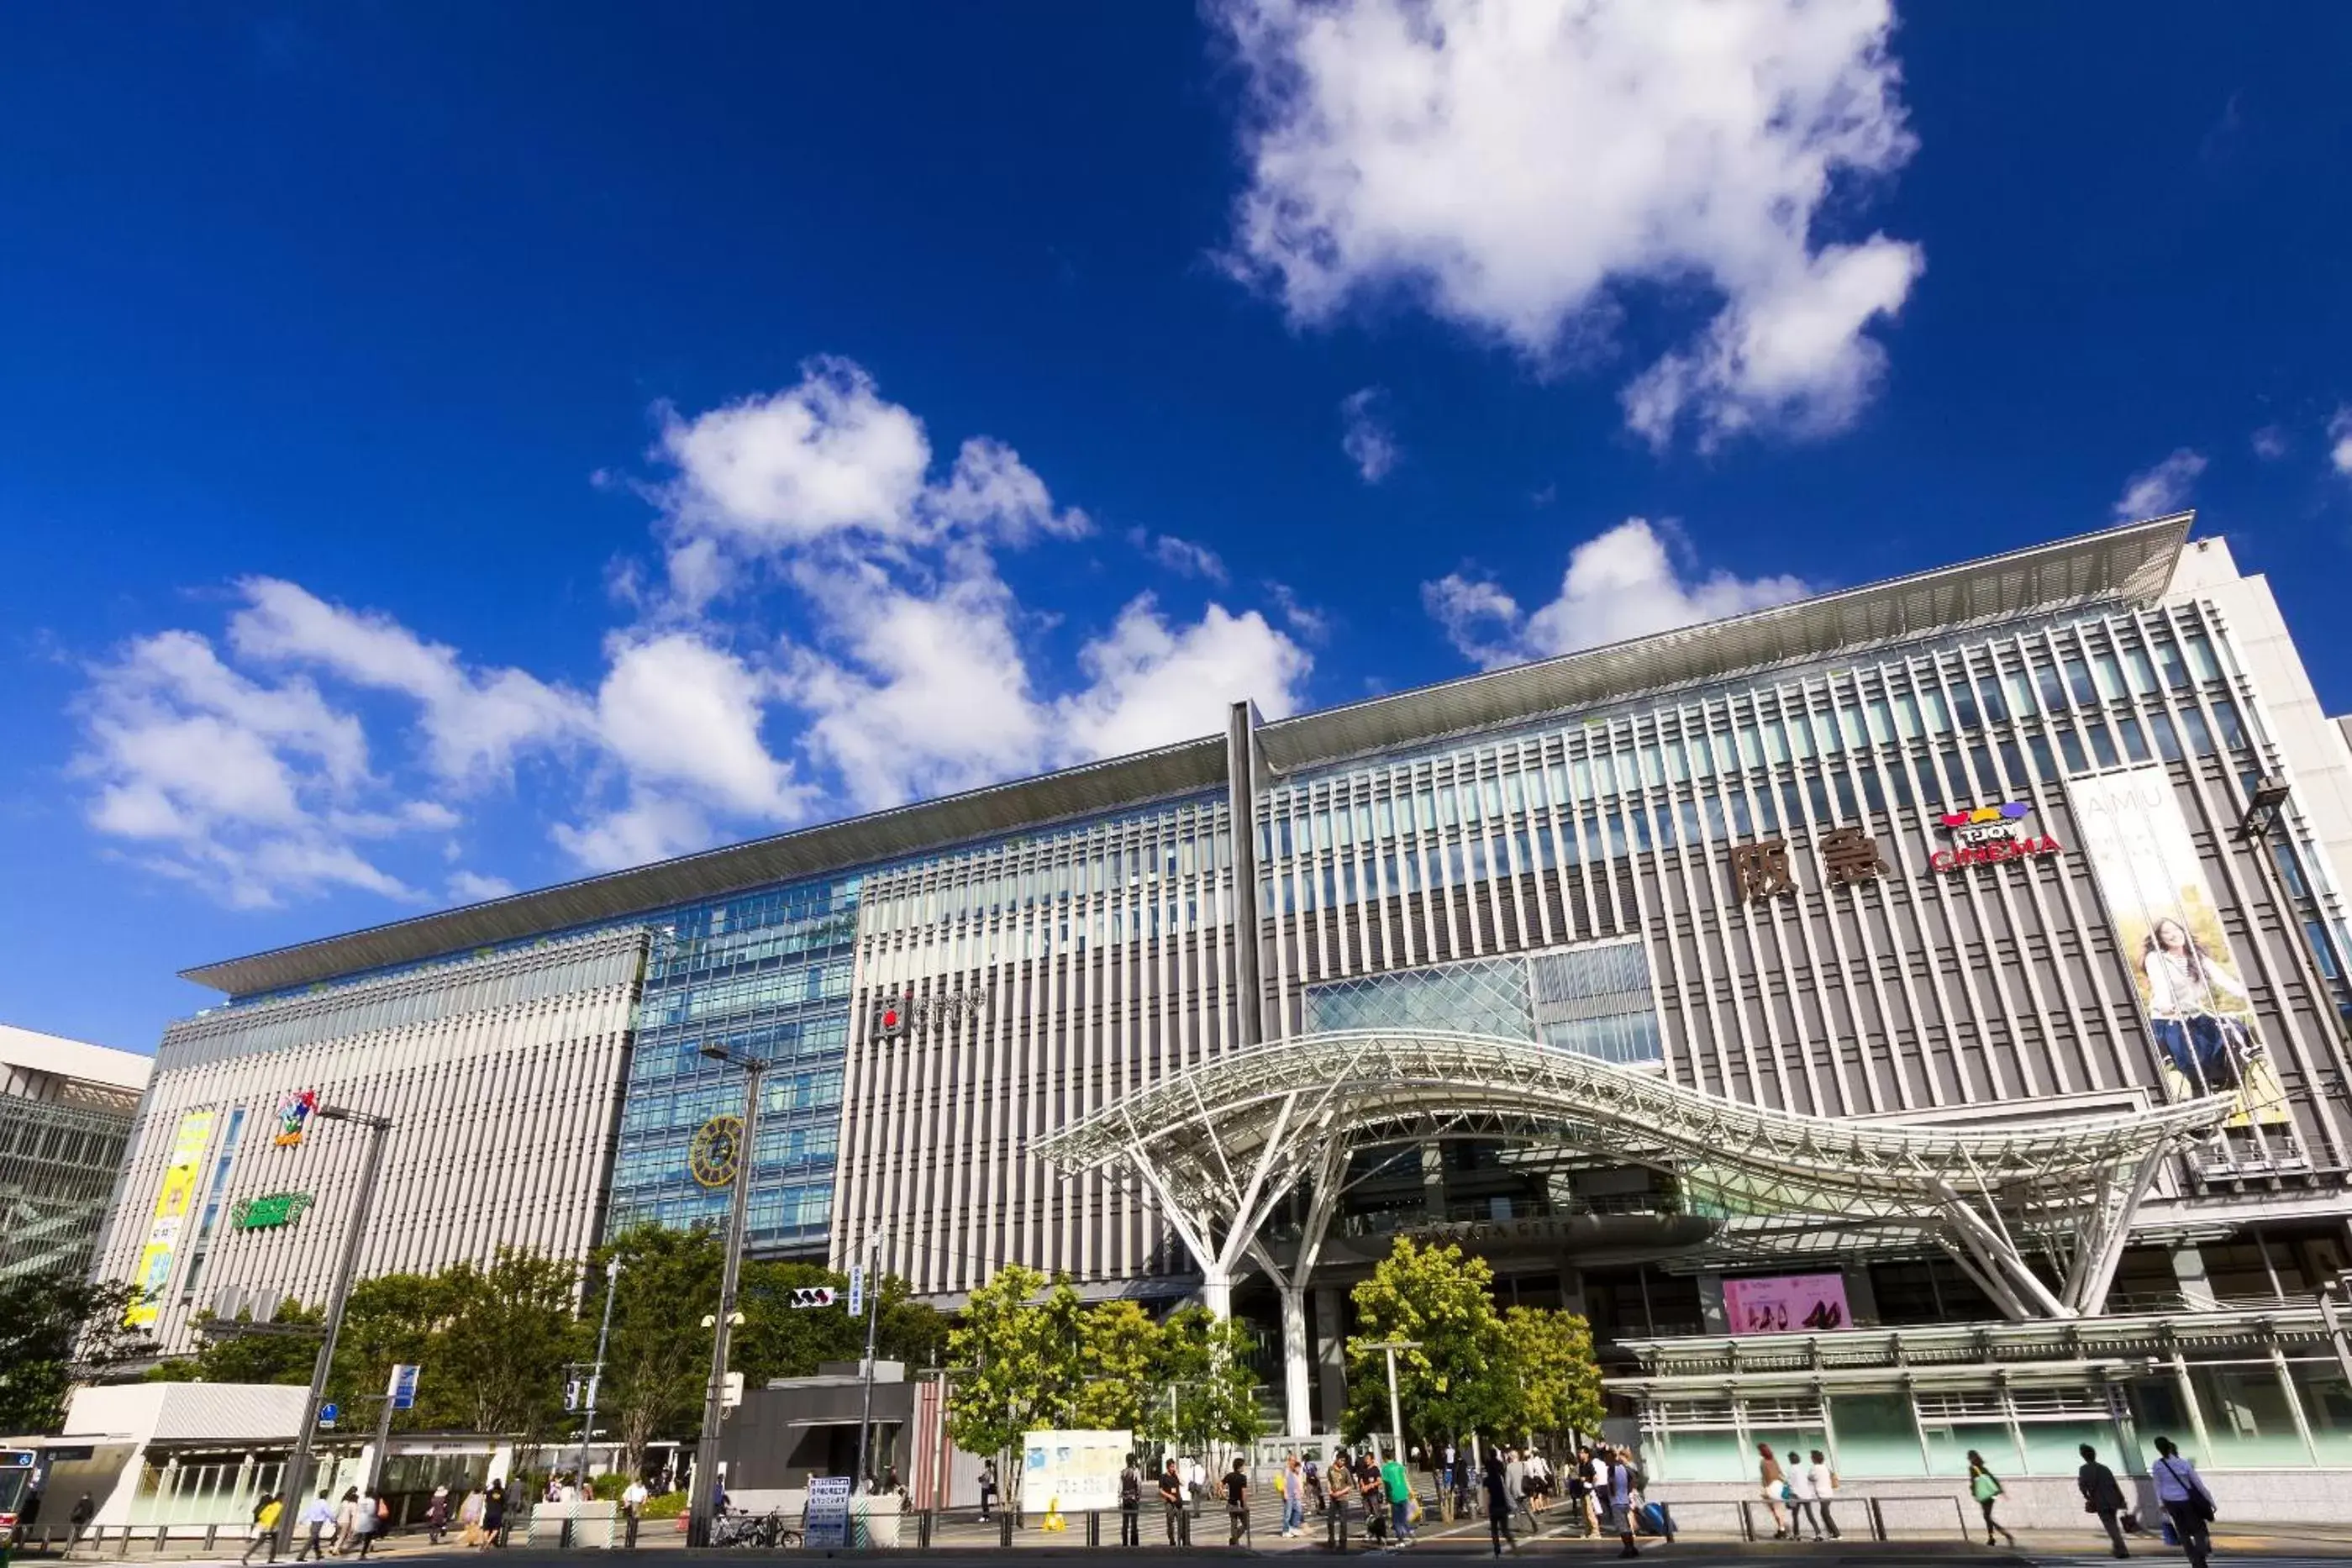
[944,1265,1064,1481]
[327,1272,449,1424]
[1155,1306,1265,1450]
[0,1270,150,1431]
[1344,1239,1515,1454]
[431,1248,580,1439]
[1069,1300,1162,1432]
[144,1299,321,1385]
[1499,1306,1604,1445]
[592,1226,722,1476]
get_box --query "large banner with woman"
[2065,766,2290,1128]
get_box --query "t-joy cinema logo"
[870,985,995,1042]
[1930,801,2064,873]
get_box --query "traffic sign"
[387,1365,420,1411]
[787,1287,838,1309]
[318,1402,339,1430]
[847,1266,864,1318]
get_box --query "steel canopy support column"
[1276,1283,1311,1434]
[1246,1137,1347,1434]
[1931,1180,2070,1319]
[2070,1144,2169,1316]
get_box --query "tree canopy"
[1344,1238,1602,1455]
[0,1269,150,1433]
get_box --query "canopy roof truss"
[1035,1030,2234,1325]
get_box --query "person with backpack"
[1608,1448,1640,1559]
[1118,1453,1142,1546]
[2150,1437,2214,1568]
[241,1492,282,1565]
[1967,1451,2017,1548]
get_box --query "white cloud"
[1424,518,1810,670]
[783,554,1052,811]
[2113,448,2207,520]
[655,356,932,550]
[229,577,588,785]
[1130,529,1229,583]
[77,357,1317,894]
[1339,387,1398,481]
[1056,596,1312,759]
[2251,424,2288,461]
[1213,0,1922,450]
[446,869,518,903]
[75,629,429,908]
[2330,408,2352,478]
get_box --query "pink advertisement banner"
[1723,1272,1850,1335]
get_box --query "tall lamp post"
[2235,775,2351,1046]
[276,1105,393,1554]
[1360,1340,1419,1466]
[574,1257,623,1492]
[686,1044,766,1547]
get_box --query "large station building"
[92,513,2352,1503]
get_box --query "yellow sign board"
[125,1110,216,1328]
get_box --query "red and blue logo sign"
[1931,802,2062,871]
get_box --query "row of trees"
[1343,1238,1606,1456]
[148,1224,947,1475]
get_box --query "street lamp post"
[574,1257,623,1494]
[1360,1340,1419,1466]
[2235,776,2351,1048]
[276,1105,393,1555]
[852,1224,886,1497]
[686,1044,766,1547]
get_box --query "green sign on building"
[231,1192,315,1231]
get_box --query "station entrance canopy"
[1035,1030,2232,1432]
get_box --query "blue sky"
[7,3,2352,1053]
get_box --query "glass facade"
[1299,940,1661,1066]
[606,875,861,1255]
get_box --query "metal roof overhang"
[1034,1030,2228,1223]
[182,514,2190,998]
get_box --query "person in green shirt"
[1378,1454,1414,1542]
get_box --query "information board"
[1021,1429,1131,1517]
[804,1476,853,1549]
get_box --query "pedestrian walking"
[1757,1442,1791,1539]
[66,1494,95,1557]
[293,1492,334,1563]
[1379,1449,1414,1543]
[1223,1458,1251,1546]
[620,1478,648,1550]
[424,1486,450,1547]
[2150,1437,2215,1568]
[1304,1454,1325,1518]
[351,1489,380,1560]
[241,1493,283,1565]
[2077,1444,2130,1559]
[1482,1450,1518,1557]
[457,1490,484,1550]
[1607,1448,1641,1560]
[1118,1453,1142,1547]
[1806,1450,1840,1539]
[481,1481,506,1550]
[977,1461,998,1523]
[1282,1453,1307,1537]
[1158,1459,1190,1547]
[333,1489,360,1556]
[1968,1450,2017,1548]
[1786,1448,1824,1540]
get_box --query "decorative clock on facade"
[688,1113,745,1189]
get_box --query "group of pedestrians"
[1753,1442,1840,1540]
[233,1477,514,1563]
[1483,1443,1653,1559]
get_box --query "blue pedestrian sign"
[388,1365,421,1411]
[318,1402,339,1429]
